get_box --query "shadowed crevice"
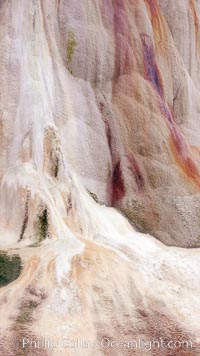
[19,191,30,242]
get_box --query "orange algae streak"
[161,102,200,188]
[144,0,166,41]
[189,0,199,53]
[170,138,200,188]
[140,30,200,187]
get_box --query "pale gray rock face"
[0,1,200,355]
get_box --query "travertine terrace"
[0,1,200,355]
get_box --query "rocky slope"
[0,0,200,355]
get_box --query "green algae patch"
[67,31,76,62]
[0,252,22,287]
[38,208,48,242]
[88,191,104,205]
